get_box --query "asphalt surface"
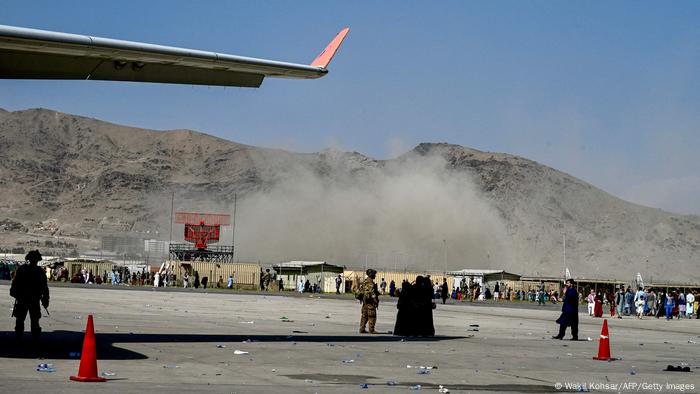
[0,283,698,393]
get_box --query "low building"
[448,269,521,292]
[343,270,455,295]
[167,260,261,289]
[273,261,344,293]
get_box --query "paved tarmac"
[0,283,698,393]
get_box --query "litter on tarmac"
[36,363,55,372]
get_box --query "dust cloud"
[230,152,514,271]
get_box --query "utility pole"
[168,191,174,244]
[232,193,237,256]
[563,233,566,278]
[443,239,447,274]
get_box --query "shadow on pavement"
[0,331,467,360]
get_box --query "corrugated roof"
[274,261,331,268]
[446,269,509,276]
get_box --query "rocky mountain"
[1,108,698,283]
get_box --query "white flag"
[565,268,572,280]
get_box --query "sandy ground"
[0,283,698,393]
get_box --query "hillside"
[1,108,698,283]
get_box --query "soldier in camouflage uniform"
[359,268,380,334]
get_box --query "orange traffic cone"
[592,319,616,361]
[70,315,107,382]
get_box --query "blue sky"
[2,1,700,214]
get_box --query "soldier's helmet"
[25,250,42,263]
[366,269,377,278]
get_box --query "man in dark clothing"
[553,278,578,340]
[440,278,449,304]
[335,274,343,294]
[10,250,50,340]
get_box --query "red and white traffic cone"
[592,319,616,361]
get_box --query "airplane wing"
[0,25,349,88]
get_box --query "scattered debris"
[688,340,697,344]
[409,384,422,390]
[233,350,249,355]
[469,324,479,327]
[586,337,592,341]
[386,380,397,386]
[292,330,308,334]
[359,383,369,389]
[438,385,450,393]
[304,379,313,383]
[630,370,636,375]
[406,365,437,370]
[101,371,116,377]
[163,364,179,369]
[342,359,355,364]
[36,363,55,373]
[216,344,227,348]
[239,321,254,324]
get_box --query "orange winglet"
[310,27,349,69]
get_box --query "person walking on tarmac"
[553,278,579,341]
[440,278,449,304]
[10,250,50,341]
[359,269,380,334]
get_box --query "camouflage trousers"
[360,303,377,333]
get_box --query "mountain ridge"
[1,108,698,282]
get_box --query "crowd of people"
[36,264,242,291]
[586,286,698,320]
[11,256,700,323]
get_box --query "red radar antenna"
[175,212,231,250]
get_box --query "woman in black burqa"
[414,276,435,336]
[393,280,413,336]
[393,276,435,337]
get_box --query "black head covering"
[25,250,42,263]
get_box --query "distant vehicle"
[0,24,349,87]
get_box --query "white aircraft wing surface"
[0,25,349,87]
